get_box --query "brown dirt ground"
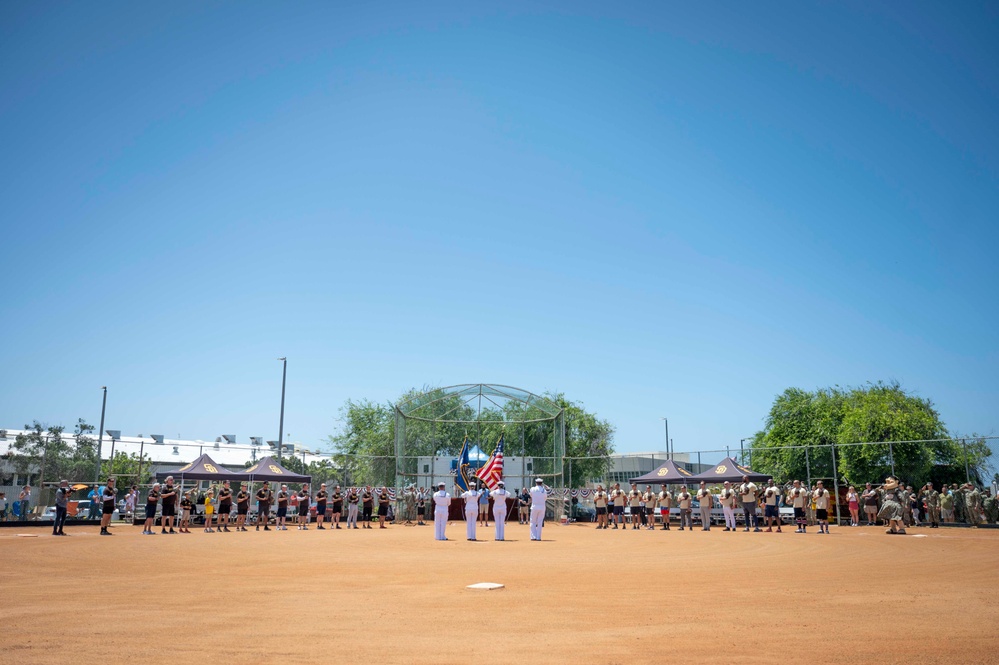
[1,519,996,665]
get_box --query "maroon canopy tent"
[629,459,696,485]
[156,453,248,482]
[686,456,771,484]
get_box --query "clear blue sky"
[2,2,997,455]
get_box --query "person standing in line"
[924,483,940,529]
[939,488,955,523]
[143,483,160,535]
[812,481,831,534]
[627,483,642,530]
[529,478,549,541]
[695,481,713,531]
[179,491,193,533]
[87,485,100,521]
[377,487,390,529]
[433,482,451,541]
[846,486,860,527]
[643,486,657,530]
[718,482,737,532]
[861,483,879,526]
[593,485,609,530]
[461,482,480,541]
[18,485,32,521]
[53,480,71,536]
[788,480,808,533]
[235,484,249,532]
[361,486,374,529]
[676,486,693,531]
[98,478,116,536]
[216,480,233,533]
[518,488,530,524]
[346,488,360,529]
[255,481,273,531]
[491,481,510,540]
[609,483,626,530]
[402,485,416,525]
[315,484,328,529]
[739,476,760,532]
[908,489,921,526]
[416,487,427,526]
[478,485,490,528]
[657,484,672,531]
[275,485,290,531]
[331,486,344,529]
[160,477,178,534]
[297,484,311,530]
[762,479,782,533]
[203,488,216,533]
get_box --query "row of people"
[430,478,551,541]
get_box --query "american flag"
[475,435,505,490]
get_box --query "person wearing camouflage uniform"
[953,484,967,523]
[898,485,913,527]
[964,483,982,526]
[923,483,940,528]
[983,491,997,525]
[878,477,906,535]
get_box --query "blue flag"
[455,434,471,492]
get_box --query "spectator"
[18,485,31,521]
[861,483,879,526]
[518,487,530,525]
[88,485,101,520]
[53,480,71,535]
[0,492,7,521]
[124,485,138,521]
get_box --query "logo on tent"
[715,465,727,474]
[269,465,283,474]
[246,464,259,472]
[657,468,668,477]
[205,464,217,473]
[179,464,192,472]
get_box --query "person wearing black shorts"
[416,488,427,526]
[235,485,249,531]
[256,481,273,531]
[331,486,343,529]
[377,487,390,529]
[315,484,328,529]
[160,477,178,534]
[99,478,117,536]
[296,484,310,530]
[217,480,233,532]
[143,483,160,535]
[361,486,374,529]
[276,485,290,530]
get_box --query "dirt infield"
[1,520,996,665]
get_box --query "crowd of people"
[9,473,997,540]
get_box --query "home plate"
[466,582,504,590]
[16,534,38,538]
[911,534,928,538]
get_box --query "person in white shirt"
[719,481,737,531]
[593,485,609,530]
[657,485,672,531]
[695,481,713,531]
[676,486,693,531]
[490,481,510,541]
[610,484,627,530]
[642,486,657,530]
[433,482,451,541]
[812,480,831,534]
[529,478,549,541]
[461,483,481,541]
[739,476,760,532]
[788,480,808,533]
[627,484,642,530]
[763,479,783,533]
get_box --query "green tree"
[545,392,614,487]
[104,450,153,489]
[326,398,396,487]
[10,421,71,487]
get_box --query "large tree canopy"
[749,382,991,486]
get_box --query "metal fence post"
[962,438,971,483]
[805,446,811,487]
[830,444,841,526]
[889,442,896,478]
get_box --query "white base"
[466,582,504,590]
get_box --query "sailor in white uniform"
[433,482,451,541]
[529,478,549,541]
[490,481,510,541]
[461,482,481,541]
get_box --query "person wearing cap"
[812,480,831,534]
[275,485,290,531]
[657,484,672,530]
[529,478,549,541]
[403,484,416,525]
[718,481,737,531]
[315,484,328,529]
[609,483,626,530]
[416,486,427,526]
[346,488,360,529]
[99,477,116,536]
[695,481,713,531]
[593,485,609,529]
[490,481,511,540]
[160,476,178,534]
[143,483,160,535]
[460,481,481,541]
[53,480,71,536]
[763,479,782,533]
[627,483,642,530]
[255,481,273,531]
[433,482,451,541]
[676,485,692,530]
[738,475,760,532]
[789,480,808,533]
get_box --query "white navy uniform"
[529,483,549,541]
[433,489,451,541]
[461,489,480,540]
[490,487,510,540]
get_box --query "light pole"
[95,387,107,483]
[277,357,287,463]
[660,417,670,460]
